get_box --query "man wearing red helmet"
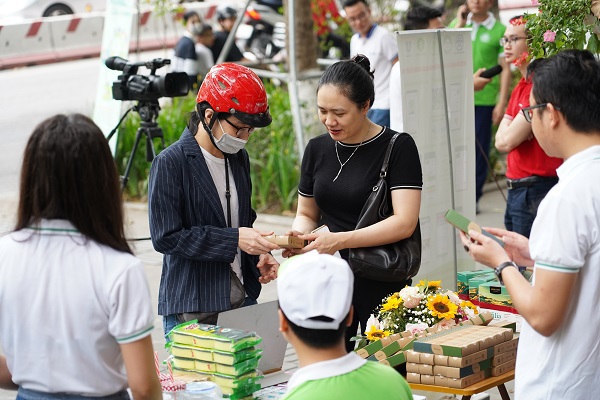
[148,63,280,335]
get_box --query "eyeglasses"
[222,118,255,138]
[521,103,561,123]
[500,36,528,46]
[347,11,368,23]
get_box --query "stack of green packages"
[167,320,263,399]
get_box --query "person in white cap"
[276,251,413,399]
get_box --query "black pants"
[345,275,412,352]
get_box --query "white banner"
[395,29,476,289]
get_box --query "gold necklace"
[333,124,372,182]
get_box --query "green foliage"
[114,83,299,213]
[245,82,300,213]
[525,0,600,59]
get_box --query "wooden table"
[409,370,514,400]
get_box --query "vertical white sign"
[92,0,135,152]
[395,29,476,289]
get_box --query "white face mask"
[215,119,248,154]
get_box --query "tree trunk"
[285,0,318,72]
[284,0,322,151]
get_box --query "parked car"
[0,0,105,22]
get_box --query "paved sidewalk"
[0,180,512,399]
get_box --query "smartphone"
[444,209,505,247]
[480,65,503,79]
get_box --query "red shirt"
[504,77,562,179]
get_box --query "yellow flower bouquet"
[361,280,479,342]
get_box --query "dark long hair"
[15,113,132,254]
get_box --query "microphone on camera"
[105,56,129,71]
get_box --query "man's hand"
[456,4,468,27]
[484,227,533,267]
[474,68,492,91]
[256,253,279,284]
[238,228,279,255]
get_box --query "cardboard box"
[468,273,496,300]
[378,351,406,367]
[405,350,420,363]
[457,270,494,298]
[435,369,490,389]
[420,374,436,385]
[446,348,490,368]
[492,349,516,367]
[433,358,492,379]
[355,333,402,358]
[406,372,421,384]
[479,282,513,308]
[263,235,308,249]
[491,358,516,376]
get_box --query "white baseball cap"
[277,250,354,330]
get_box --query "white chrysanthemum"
[445,290,462,305]
[365,314,381,332]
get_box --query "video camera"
[105,56,189,101]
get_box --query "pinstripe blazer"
[148,128,261,316]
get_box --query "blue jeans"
[367,108,390,127]
[163,297,258,338]
[504,179,558,238]
[474,105,494,202]
[17,388,130,400]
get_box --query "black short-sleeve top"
[298,126,423,237]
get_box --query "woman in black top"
[286,55,423,350]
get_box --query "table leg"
[461,396,471,400]
[498,383,511,400]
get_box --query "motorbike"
[240,0,286,61]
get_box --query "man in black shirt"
[211,6,248,63]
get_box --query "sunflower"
[365,325,391,341]
[427,294,458,320]
[381,295,402,311]
[417,280,442,290]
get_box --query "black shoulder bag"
[348,133,422,282]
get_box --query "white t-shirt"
[516,145,600,399]
[200,147,243,283]
[0,219,154,396]
[350,24,398,110]
[389,62,403,132]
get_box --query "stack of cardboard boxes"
[406,325,518,388]
[457,269,532,314]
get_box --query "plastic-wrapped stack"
[167,320,263,400]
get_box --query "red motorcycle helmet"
[196,63,272,128]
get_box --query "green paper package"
[168,320,262,352]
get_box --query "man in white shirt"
[343,0,398,127]
[460,50,600,399]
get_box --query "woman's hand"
[281,230,307,258]
[238,228,279,255]
[297,231,342,255]
[256,253,279,284]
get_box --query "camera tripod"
[107,100,165,192]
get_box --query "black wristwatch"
[494,261,518,285]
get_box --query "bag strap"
[380,133,400,178]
